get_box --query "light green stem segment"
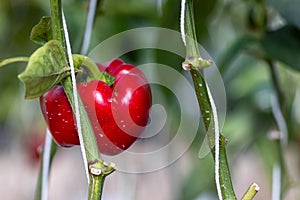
[183,0,211,69]
[184,0,199,58]
[0,57,29,68]
[241,183,260,200]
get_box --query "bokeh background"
[1,0,300,199]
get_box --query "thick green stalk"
[190,69,237,199]
[50,0,66,54]
[61,77,114,200]
[190,69,213,146]
[183,0,237,199]
[50,0,114,199]
[50,0,100,160]
[88,175,106,200]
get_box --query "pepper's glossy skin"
[40,59,152,155]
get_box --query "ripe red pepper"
[40,59,152,155]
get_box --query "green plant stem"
[184,0,200,59]
[217,136,237,199]
[190,69,237,199]
[190,69,213,146]
[0,57,29,68]
[50,0,66,54]
[241,183,260,200]
[61,77,114,200]
[183,0,237,198]
[183,0,211,69]
[88,175,106,200]
[50,0,114,199]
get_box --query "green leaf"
[18,40,70,99]
[260,25,300,71]
[30,16,52,45]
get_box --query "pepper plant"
[1,0,300,200]
[0,0,151,199]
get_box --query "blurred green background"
[1,0,300,199]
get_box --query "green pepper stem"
[50,0,114,199]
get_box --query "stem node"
[182,56,212,71]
